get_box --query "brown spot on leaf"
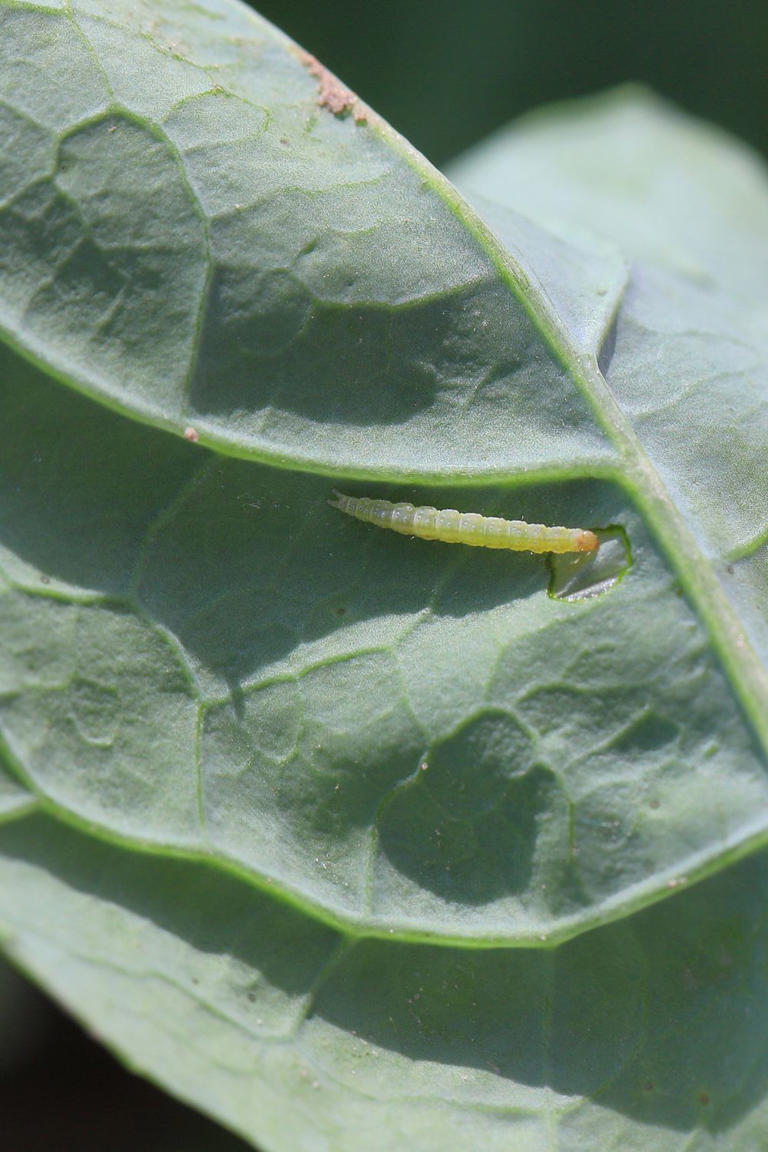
[296,49,367,121]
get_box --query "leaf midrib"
[462,193,768,757]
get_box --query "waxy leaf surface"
[1,4,768,1148]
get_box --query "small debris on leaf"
[296,49,367,121]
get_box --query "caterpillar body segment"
[330,491,598,554]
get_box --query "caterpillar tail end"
[328,489,347,510]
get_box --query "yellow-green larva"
[330,491,599,554]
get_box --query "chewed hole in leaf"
[548,526,631,601]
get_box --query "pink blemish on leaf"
[297,50,367,121]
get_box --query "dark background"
[257,0,768,166]
[4,1,766,1149]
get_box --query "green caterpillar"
[330,491,598,554]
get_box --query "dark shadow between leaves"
[597,309,618,379]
